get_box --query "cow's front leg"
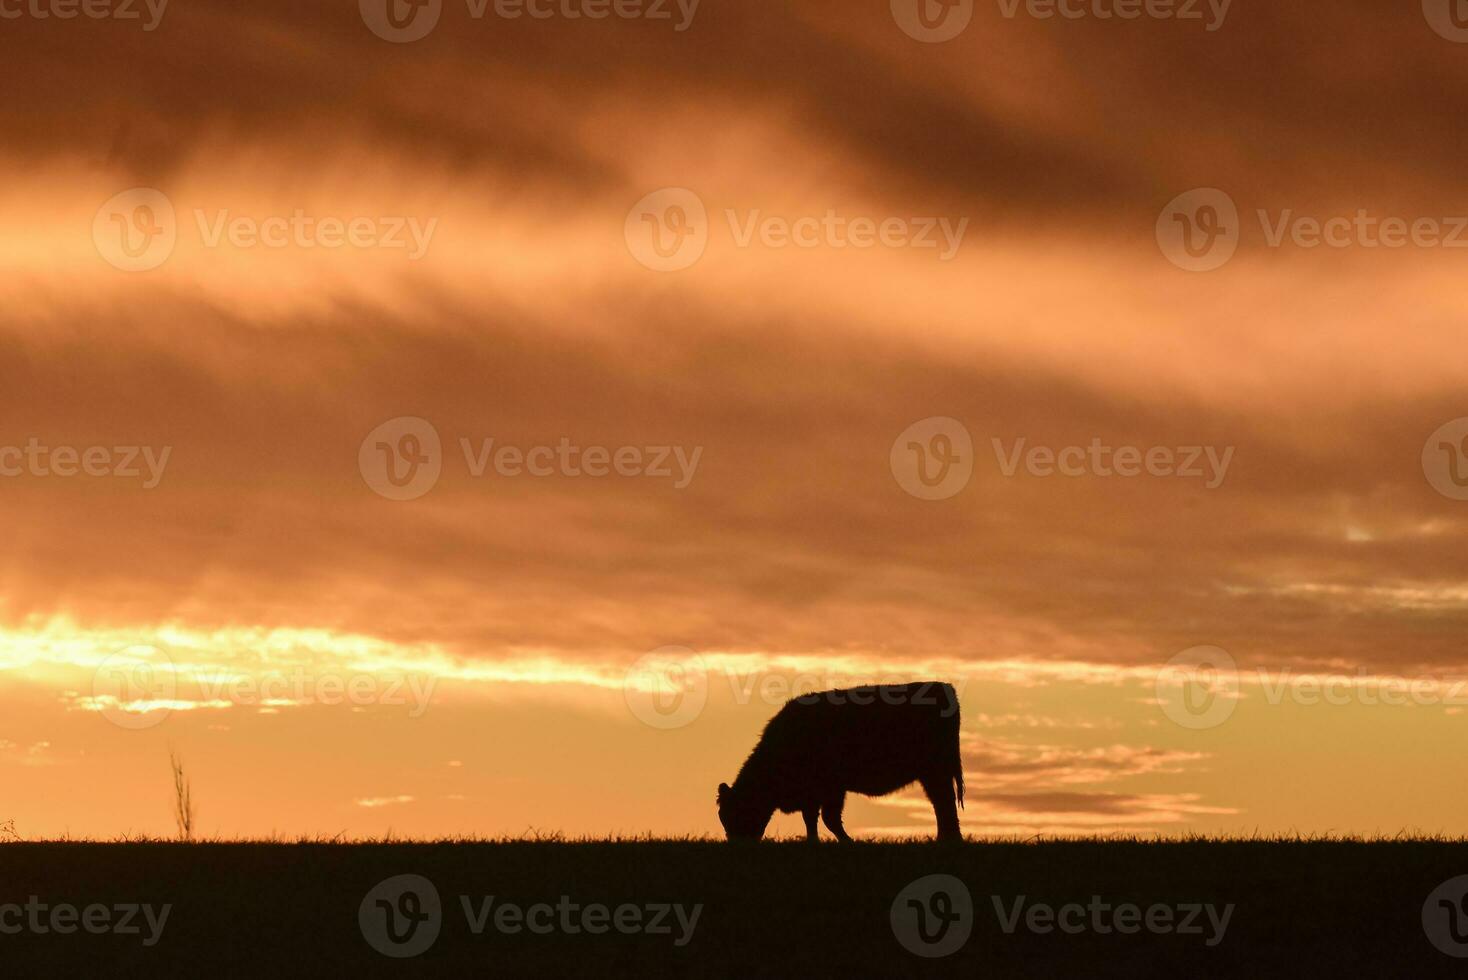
[821,793,853,843]
[802,807,820,843]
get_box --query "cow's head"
[716,782,772,841]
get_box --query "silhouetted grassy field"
[3,837,1467,976]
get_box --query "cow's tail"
[946,684,964,810]
[952,747,965,810]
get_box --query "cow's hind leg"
[802,807,820,843]
[821,793,853,843]
[920,775,962,842]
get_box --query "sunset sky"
[3,0,1468,840]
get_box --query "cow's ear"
[717,782,730,804]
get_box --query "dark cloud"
[0,0,1465,681]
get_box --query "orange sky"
[2,0,1467,839]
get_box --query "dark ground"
[2,838,1466,977]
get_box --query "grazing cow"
[716,681,964,843]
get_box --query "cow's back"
[758,682,960,802]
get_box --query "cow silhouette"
[717,681,964,842]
